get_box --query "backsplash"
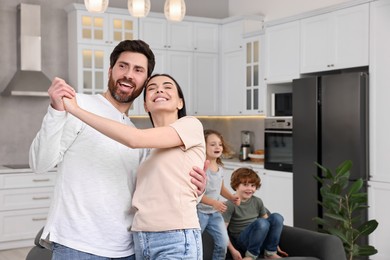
[133,117,265,158]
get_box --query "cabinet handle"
[32,196,50,200]
[33,178,51,182]
[32,217,47,221]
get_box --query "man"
[29,40,207,260]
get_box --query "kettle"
[239,131,252,161]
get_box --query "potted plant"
[313,160,378,260]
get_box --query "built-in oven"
[264,117,293,172]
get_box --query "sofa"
[26,225,346,260]
[203,225,347,260]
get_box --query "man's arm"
[29,77,78,173]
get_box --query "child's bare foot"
[264,253,282,259]
[243,257,253,260]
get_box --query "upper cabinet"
[265,21,300,83]
[66,4,141,114]
[140,18,194,51]
[140,16,219,53]
[244,34,266,115]
[300,3,369,74]
[139,15,220,116]
[222,20,245,53]
[220,17,264,116]
[369,0,390,184]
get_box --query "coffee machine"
[239,130,253,161]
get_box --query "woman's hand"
[63,96,79,115]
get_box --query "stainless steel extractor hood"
[2,4,51,97]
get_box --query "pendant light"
[84,0,109,13]
[164,0,186,22]
[128,0,151,18]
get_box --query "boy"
[223,167,288,259]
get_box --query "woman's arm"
[63,96,182,149]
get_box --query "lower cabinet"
[223,162,293,226]
[368,181,390,260]
[0,170,56,250]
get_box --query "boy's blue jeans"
[230,213,284,258]
[198,211,229,260]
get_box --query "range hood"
[2,4,51,97]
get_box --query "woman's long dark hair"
[143,74,187,126]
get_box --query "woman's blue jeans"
[197,211,229,260]
[133,229,202,260]
[231,213,284,258]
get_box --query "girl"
[197,129,240,260]
[64,74,205,260]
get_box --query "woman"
[64,74,205,259]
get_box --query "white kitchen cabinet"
[222,162,293,226]
[153,49,193,114]
[193,53,219,115]
[366,2,390,256]
[140,16,220,115]
[368,181,390,260]
[221,50,245,115]
[140,17,194,52]
[300,3,369,73]
[221,20,245,53]
[66,4,141,115]
[244,35,266,115]
[265,20,300,83]
[221,34,266,116]
[369,0,390,184]
[0,170,56,250]
[140,16,219,54]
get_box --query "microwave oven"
[271,92,292,117]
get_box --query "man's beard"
[107,76,143,103]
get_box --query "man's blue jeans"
[230,213,284,258]
[198,211,229,260]
[52,243,135,260]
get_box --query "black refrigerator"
[292,71,369,231]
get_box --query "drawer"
[0,208,48,242]
[0,172,56,189]
[0,187,54,211]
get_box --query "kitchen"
[1,0,390,259]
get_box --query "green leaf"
[356,245,378,256]
[336,160,353,175]
[348,179,363,195]
[357,220,379,236]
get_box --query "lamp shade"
[84,0,109,13]
[164,0,186,22]
[128,0,151,17]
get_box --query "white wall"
[229,0,352,21]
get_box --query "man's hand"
[191,160,209,196]
[48,77,76,111]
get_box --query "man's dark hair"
[110,40,155,78]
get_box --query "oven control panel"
[265,117,293,130]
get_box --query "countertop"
[222,157,264,168]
